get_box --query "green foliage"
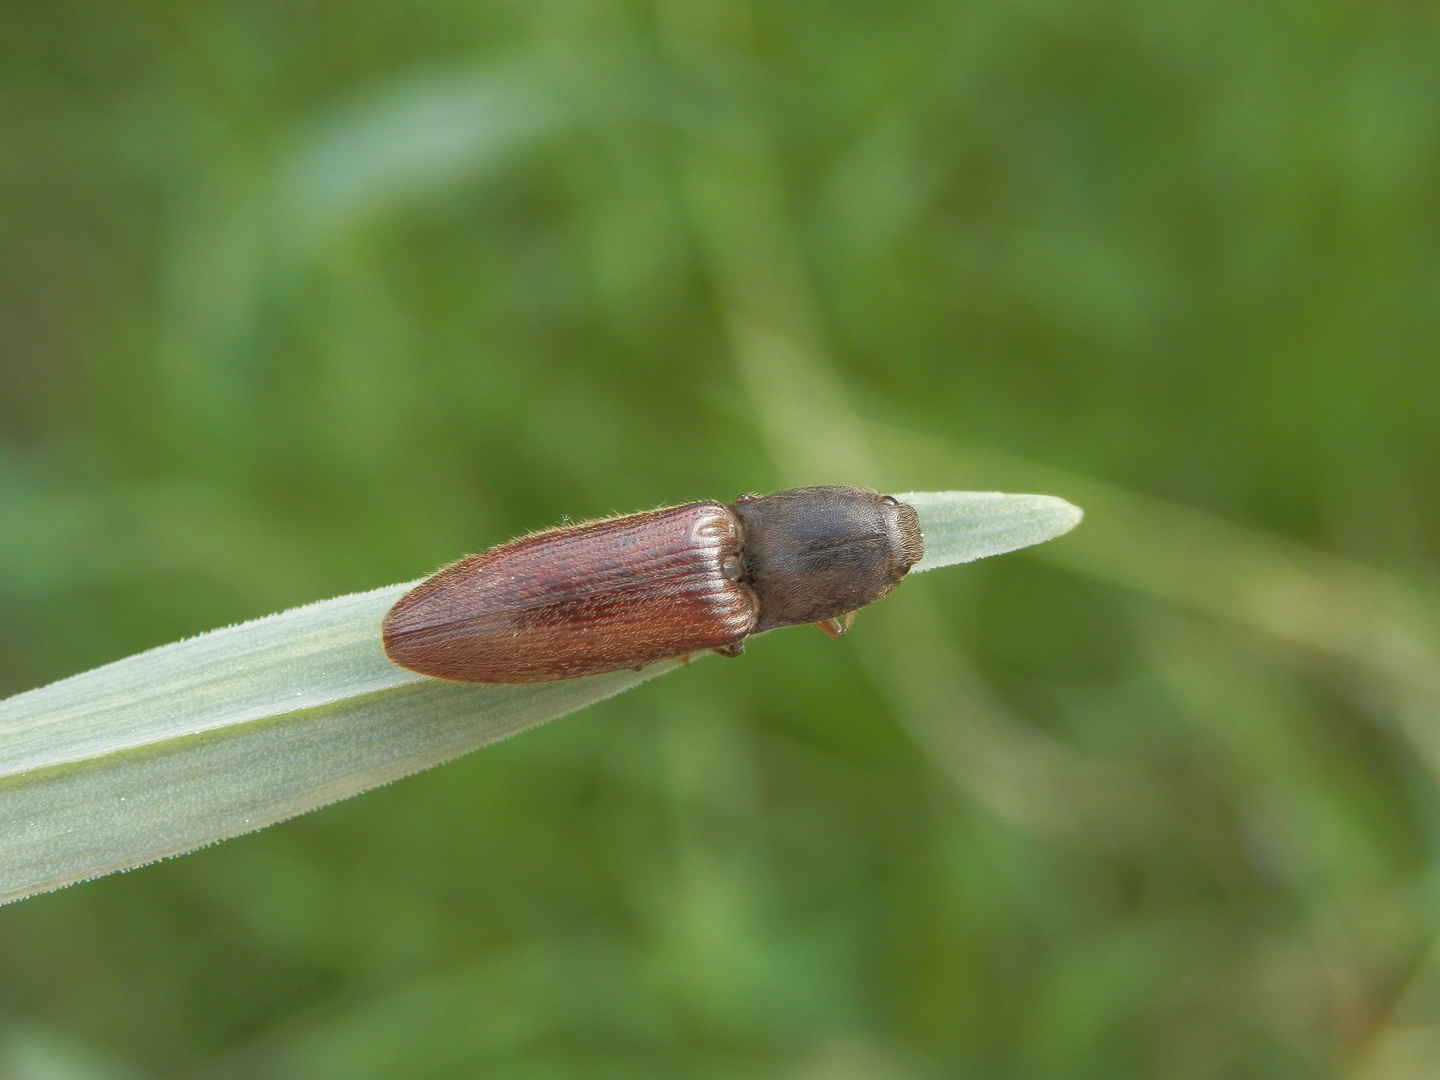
[0,492,1075,906]
[2,0,1439,1077]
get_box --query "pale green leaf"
[899,491,1083,573]
[0,490,1080,904]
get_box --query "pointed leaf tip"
[895,491,1083,573]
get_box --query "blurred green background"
[4,0,1440,1077]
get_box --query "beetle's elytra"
[381,485,924,684]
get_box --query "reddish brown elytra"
[381,485,924,684]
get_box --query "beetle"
[381,485,924,684]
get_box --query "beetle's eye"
[880,495,898,506]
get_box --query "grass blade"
[0,490,1079,903]
[899,491,1083,573]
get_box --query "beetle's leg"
[815,612,854,638]
[712,641,745,658]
